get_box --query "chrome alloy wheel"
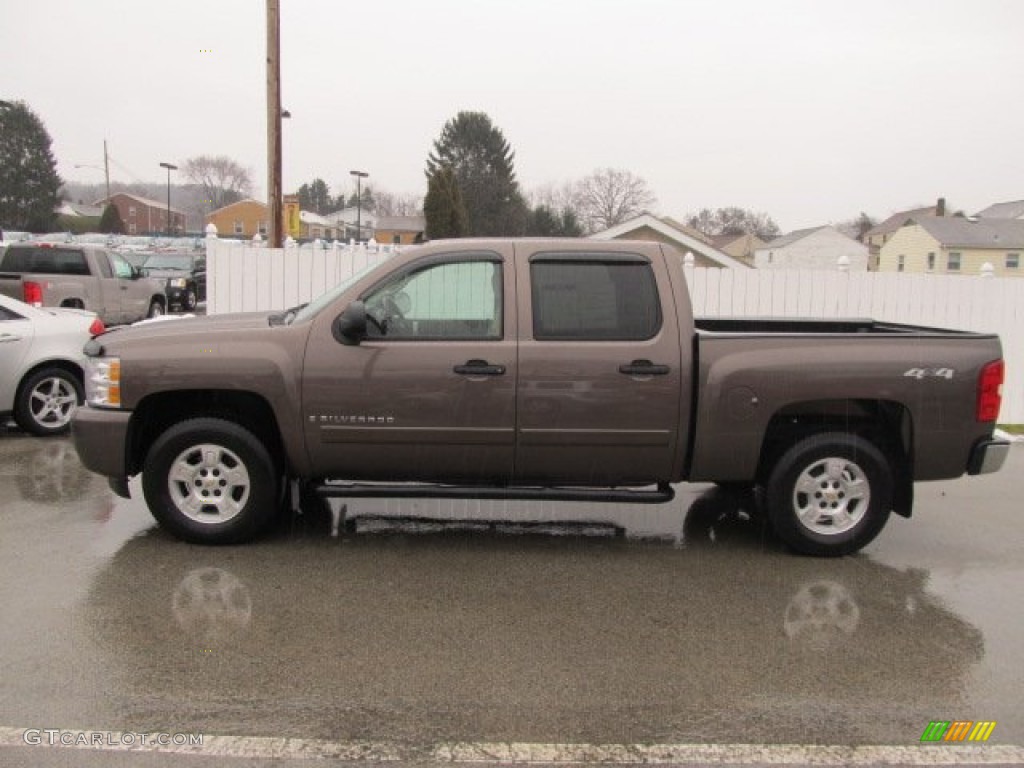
[792,457,871,536]
[167,444,251,524]
[28,375,78,430]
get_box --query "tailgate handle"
[454,359,506,376]
[619,359,670,376]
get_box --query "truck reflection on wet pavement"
[0,431,1021,753]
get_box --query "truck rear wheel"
[764,432,892,557]
[142,418,279,544]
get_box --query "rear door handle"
[454,359,506,376]
[619,359,670,376]
[0,333,23,343]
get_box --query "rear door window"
[530,255,661,341]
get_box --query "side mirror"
[332,300,367,346]
[130,266,142,279]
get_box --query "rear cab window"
[0,247,90,275]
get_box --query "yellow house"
[374,216,425,245]
[879,218,1024,277]
[206,199,269,238]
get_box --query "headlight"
[87,357,122,408]
[168,278,187,288]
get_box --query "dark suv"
[139,253,206,312]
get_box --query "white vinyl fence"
[206,237,1024,423]
[206,236,394,314]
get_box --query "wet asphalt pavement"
[0,427,1021,766]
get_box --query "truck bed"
[695,316,987,336]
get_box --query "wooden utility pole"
[267,0,283,247]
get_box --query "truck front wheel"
[765,432,892,557]
[142,418,279,544]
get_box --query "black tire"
[147,298,165,319]
[13,367,84,436]
[142,418,279,544]
[182,287,198,311]
[764,432,893,557]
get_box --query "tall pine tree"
[0,100,62,232]
[425,112,528,236]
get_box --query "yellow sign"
[284,196,300,238]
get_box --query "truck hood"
[98,311,277,345]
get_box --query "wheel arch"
[127,390,286,477]
[15,358,85,402]
[756,398,913,517]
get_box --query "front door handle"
[619,359,670,376]
[0,333,23,343]
[454,359,506,376]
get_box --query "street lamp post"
[159,162,177,236]
[350,170,368,242]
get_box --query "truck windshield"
[288,261,383,325]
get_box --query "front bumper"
[967,437,1011,475]
[72,406,132,479]
[165,285,190,304]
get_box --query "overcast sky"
[3,0,1022,231]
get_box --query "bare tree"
[686,207,780,241]
[529,181,583,217]
[575,168,656,234]
[181,155,254,213]
[374,190,424,218]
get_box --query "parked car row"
[0,242,204,325]
[1,231,204,253]
[0,242,169,323]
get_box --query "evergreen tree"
[297,178,333,214]
[426,111,528,236]
[527,205,583,237]
[98,203,125,234]
[0,100,63,232]
[424,166,468,239]
[345,186,375,213]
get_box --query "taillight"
[88,317,105,336]
[977,359,1004,422]
[23,281,43,307]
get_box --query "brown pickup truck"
[72,238,1009,555]
[0,243,167,325]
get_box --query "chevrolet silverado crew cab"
[72,239,1009,555]
[0,243,167,325]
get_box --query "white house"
[754,225,869,271]
[325,207,377,242]
[974,200,1024,220]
